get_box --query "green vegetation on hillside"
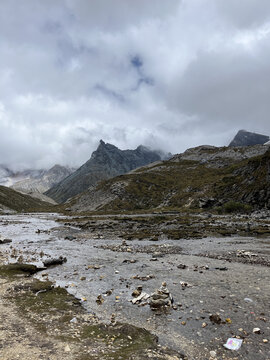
[71,148,270,214]
[0,185,56,212]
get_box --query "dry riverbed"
[0,212,270,359]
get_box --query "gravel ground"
[0,213,269,360]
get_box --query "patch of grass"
[0,185,56,212]
[0,263,40,279]
[79,323,157,360]
[4,278,83,339]
[220,201,252,214]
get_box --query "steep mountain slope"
[0,186,54,213]
[229,130,269,147]
[11,165,74,194]
[46,140,166,203]
[67,144,270,213]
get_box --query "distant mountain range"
[1,131,270,212]
[45,140,171,203]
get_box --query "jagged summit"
[229,130,269,147]
[45,141,166,203]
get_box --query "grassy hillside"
[0,186,56,212]
[67,147,270,213]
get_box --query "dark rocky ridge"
[229,129,269,147]
[46,140,167,203]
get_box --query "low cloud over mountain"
[1,0,270,169]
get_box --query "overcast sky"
[1,0,270,169]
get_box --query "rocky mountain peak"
[229,130,269,147]
[45,142,165,203]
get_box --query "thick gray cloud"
[0,0,269,169]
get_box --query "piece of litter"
[223,338,242,351]
[253,327,261,334]
[70,317,77,323]
[244,298,253,303]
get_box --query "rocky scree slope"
[67,144,270,213]
[46,140,166,203]
[229,129,269,147]
[0,186,54,213]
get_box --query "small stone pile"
[149,282,173,309]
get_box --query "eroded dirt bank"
[0,212,269,359]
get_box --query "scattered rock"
[105,289,113,296]
[209,314,222,325]
[0,238,12,244]
[110,313,116,324]
[132,285,143,297]
[64,235,76,241]
[180,281,192,289]
[177,264,187,269]
[96,294,104,305]
[87,264,101,270]
[132,292,150,305]
[123,259,137,264]
[237,250,257,258]
[253,327,261,334]
[43,256,67,267]
[132,274,155,281]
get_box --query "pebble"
[210,350,216,358]
[202,322,207,328]
[253,327,261,334]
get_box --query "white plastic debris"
[223,338,243,351]
[70,317,78,323]
[244,297,253,303]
